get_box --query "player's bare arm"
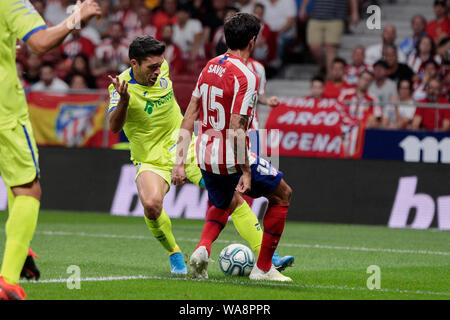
[26,0,101,54]
[172,96,200,186]
[108,77,130,134]
[258,94,280,108]
[230,113,251,194]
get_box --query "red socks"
[197,205,231,256]
[257,203,289,272]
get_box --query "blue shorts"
[201,156,283,209]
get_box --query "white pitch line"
[24,274,450,297]
[25,230,450,256]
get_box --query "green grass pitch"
[0,210,449,300]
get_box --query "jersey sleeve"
[258,65,267,96]
[108,84,120,113]
[231,71,258,116]
[1,0,47,42]
[192,71,203,98]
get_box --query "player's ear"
[130,58,139,68]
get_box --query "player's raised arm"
[230,113,251,194]
[108,76,130,134]
[172,95,200,186]
[25,0,101,54]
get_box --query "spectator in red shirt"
[212,6,240,57]
[252,3,273,63]
[59,28,96,60]
[161,24,184,75]
[323,57,354,99]
[426,0,450,44]
[309,75,325,99]
[345,45,371,85]
[153,0,179,39]
[126,6,157,45]
[112,0,139,33]
[92,22,130,78]
[338,70,381,128]
[412,77,450,131]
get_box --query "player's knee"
[284,183,292,202]
[142,198,163,220]
[268,181,292,205]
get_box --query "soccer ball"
[218,243,255,276]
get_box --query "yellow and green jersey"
[108,60,184,164]
[0,0,47,129]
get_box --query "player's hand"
[109,75,130,102]
[267,96,280,108]
[236,172,251,194]
[172,164,187,186]
[75,0,102,23]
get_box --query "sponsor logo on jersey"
[143,90,174,115]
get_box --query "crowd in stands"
[16,0,450,131]
[307,0,450,131]
[17,0,303,91]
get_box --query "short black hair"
[397,78,413,91]
[254,2,265,10]
[360,69,374,78]
[41,61,54,70]
[438,36,450,47]
[332,57,347,67]
[383,43,398,52]
[129,36,166,63]
[224,13,260,50]
[423,59,439,69]
[373,59,389,69]
[178,3,192,13]
[311,75,324,83]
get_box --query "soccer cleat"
[0,276,27,300]
[169,252,188,275]
[272,251,295,272]
[189,246,210,279]
[21,248,41,281]
[249,265,292,282]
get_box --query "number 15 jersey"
[192,53,260,175]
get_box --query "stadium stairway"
[260,0,435,128]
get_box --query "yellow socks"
[231,201,263,255]
[1,196,39,284]
[145,209,181,255]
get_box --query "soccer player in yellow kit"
[109,36,294,274]
[0,0,101,300]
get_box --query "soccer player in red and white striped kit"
[172,13,293,281]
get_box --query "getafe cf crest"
[160,78,168,89]
[56,104,97,147]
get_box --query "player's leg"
[7,187,40,281]
[135,168,186,274]
[189,169,241,279]
[2,180,41,282]
[187,156,293,269]
[243,156,292,281]
[257,179,292,269]
[0,120,41,299]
